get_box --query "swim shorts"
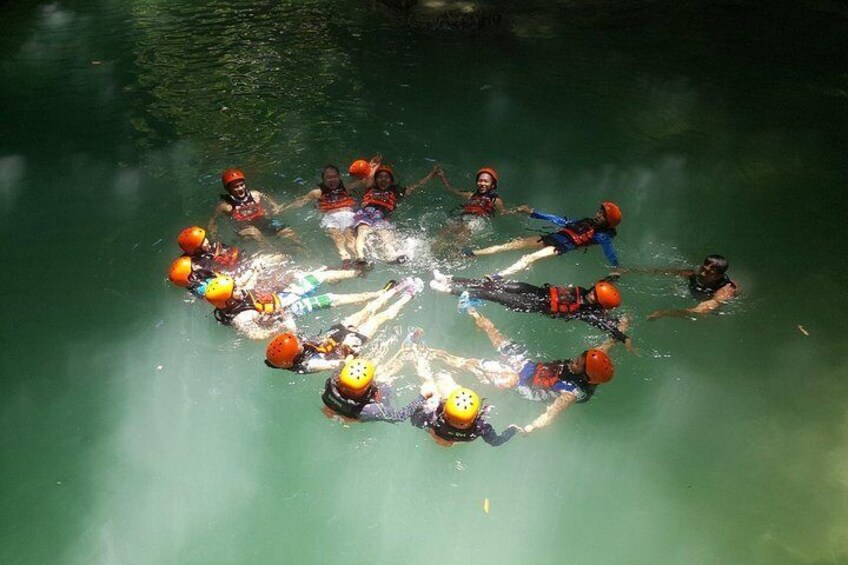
[320,210,356,230]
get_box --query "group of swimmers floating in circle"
[167,156,739,446]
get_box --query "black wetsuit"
[689,274,736,301]
[451,278,630,343]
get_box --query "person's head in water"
[443,387,481,430]
[265,333,303,369]
[585,280,622,310]
[373,166,395,190]
[698,255,729,282]
[475,167,498,193]
[177,226,211,255]
[168,256,214,288]
[203,275,247,309]
[321,165,344,191]
[336,359,375,399]
[593,201,622,228]
[568,349,615,384]
[221,168,248,199]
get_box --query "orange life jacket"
[558,219,595,246]
[318,186,356,212]
[531,362,566,389]
[362,187,398,213]
[461,191,499,217]
[223,192,267,222]
[548,285,585,315]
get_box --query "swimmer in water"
[352,163,439,265]
[465,201,621,278]
[618,254,738,320]
[208,168,300,245]
[408,306,620,433]
[430,272,634,349]
[177,225,242,270]
[278,162,380,262]
[204,268,385,340]
[406,354,520,447]
[320,358,437,423]
[430,165,518,254]
[264,277,425,372]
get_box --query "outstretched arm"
[523,392,578,433]
[207,201,229,237]
[434,165,471,198]
[529,209,573,227]
[593,232,619,267]
[404,165,439,196]
[278,188,320,212]
[256,191,285,215]
[481,423,521,446]
[648,284,737,320]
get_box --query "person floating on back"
[465,201,622,278]
[208,168,300,245]
[617,254,738,320]
[430,271,633,348]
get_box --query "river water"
[2,1,847,563]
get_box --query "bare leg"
[276,226,303,246]
[325,290,382,308]
[327,228,352,261]
[314,269,358,284]
[358,293,415,338]
[496,245,559,277]
[343,228,357,257]
[354,224,371,261]
[341,285,402,328]
[377,229,404,261]
[472,236,542,257]
[238,225,265,243]
[428,347,519,388]
[375,344,411,384]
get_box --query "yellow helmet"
[204,276,235,309]
[444,387,480,429]
[337,359,375,398]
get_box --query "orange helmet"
[373,165,394,182]
[168,256,194,287]
[221,168,246,188]
[584,349,615,384]
[593,281,622,309]
[177,226,207,254]
[601,201,622,228]
[348,159,370,178]
[476,167,499,185]
[265,333,301,368]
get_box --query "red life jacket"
[462,191,499,217]
[548,285,585,315]
[362,187,398,213]
[531,362,566,389]
[318,186,356,212]
[211,243,240,267]
[223,192,267,222]
[558,219,596,247]
[247,291,281,315]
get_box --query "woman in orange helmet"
[430,165,525,255]
[351,162,439,264]
[430,272,632,345]
[466,201,622,278]
[208,168,300,246]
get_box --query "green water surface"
[1,1,847,563]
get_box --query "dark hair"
[319,165,345,192]
[704,254,729,274]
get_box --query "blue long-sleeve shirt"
[530,210,619,266]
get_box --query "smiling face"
[476,172,495,193]
[374,171,393,189]
[226,179,248,199]
[322,168,341,190]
